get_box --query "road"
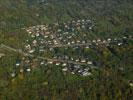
[0,44,92,66]
[49,36,133,48]
[2,35,131,67]
[50,42,94,48]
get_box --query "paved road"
[1,35,132,67]
[0,44,91,66]
[49,36,133,48]
[50,42,94,48]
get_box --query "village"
[0,19,132,78]
[1,0,133,99]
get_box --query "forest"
[0,0,133,100]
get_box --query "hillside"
[0,0,133,100]
[0,0,133,47]
[0,0,133,32]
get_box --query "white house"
[62,63,67,67]
[87,61,92,65]
[62,67,68,72]
[27,68,31,72]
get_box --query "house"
[48,61,53,64]
[59,37,63,40]
[63,39,66,42]
[89,26,92,30]
[26,29,32,34]
[29,49,35,54]
[54,22,59,26]
[86,19,91,22]
[50,35,54,39]
[71,57,74,61]
[87,61,92,65]
[68,36,72,39]
[118,43,122,46]
[64,55,69,60]
[84,68,90,71]
[20,69,24,73]
[49,48,54,51]
[48,41,52,45]
[71,72,75,74]
[123,36,127,39]
[58,29,62,32]
[36,33,40,37]
[82,25,85,28]
[25,59,30,64]
[40,61,45,65]
[129,81,133,87]
[96,43,99,45]
[65,25,68,28]
[82,41,86,44]
[92,40,96,43]
[78,69,83,73]
[0,53,5,58]
[40,40,45,44]
[33,40,37,45]
[31,34,35,38]
[107,38,111,41]
[71,41,75,44]
[102,40,107,44]
[81,59,86,63]
[82,71,92,76]
[82,19,85,22]
[55,62,60,66]
[85,46,89,49]
[53,40,58,45]
[62,63,67,67]
[74,65,80,69]
[16,63,20,66]
[11,73,16,77]
[44,35,48,38]
[77,20,81,23]
[62,67,68,72]
[75,59,79,62]
[97,39,101,42]
[39,48,45,52]
[45,31,50,35]
[129,35,132,38]
[53,56,58,59]
[76,40,81,43]
[130,83,133,87]
[27,68,31,72]
[67,42,71,45]
[72,20,76,23]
